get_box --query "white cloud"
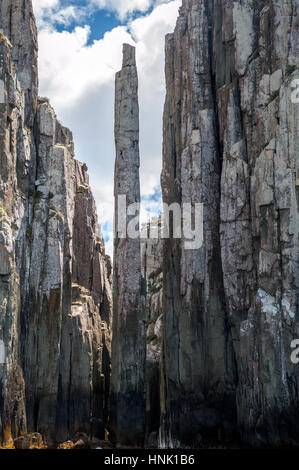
[91,0,177,20]
[33,0,177,26]
[92,0,152,20]
[131,2,182,196]
[33,0,90,28]
[32,0,59,26]
[33,0,181,255]
[33,0,59,13]
[38,25,134,106]
[51,5,83,26]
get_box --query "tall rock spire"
[110,44,146,447]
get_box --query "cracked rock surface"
[110,44,146,448]
[0,1,112,446]
[160,0,299,447]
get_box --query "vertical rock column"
[110,44,146,447]
[0,0,38,127]
[0,32,27,445]
[22,101,112,444]
[141,232,163,444]
[160,0,299,447]
[160,0,237,448]
[0,0,113,445]
[215,0,299,444]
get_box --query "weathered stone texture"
[161,0,299,447]
[0,28,28,446]
[22,100,112,444]
[110,44,146,447]
[141,229,163,443]
[1,0,298,450]
[160,0,236,448]
[0,0,38,127]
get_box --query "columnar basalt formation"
[160,0,236,448]
[0,16,29,444]
[0,0,38,127]
[141,228,163,443]
[1,0,298,450]
[110,44,146,447]
[0,1,112,446]
[160,0,299,447]
[22,100,112,443]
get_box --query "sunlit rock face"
[160,0,299,447]
[0,0,112,446]
[110,44,146,448]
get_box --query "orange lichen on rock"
[2,426,13,447]
[57,440,86,450]
[0,442,15,449]
[14,433,47,450]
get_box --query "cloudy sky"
[32,0,181,255]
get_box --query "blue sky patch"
[51,0,122,41]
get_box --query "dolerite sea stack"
[0,0,298,450]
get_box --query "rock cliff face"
[141,228,163,441]
[0,0,112,446]
[160,0,299,447]
[0,0,38,127]
[110,44,146,447]
[1,0,298,450]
